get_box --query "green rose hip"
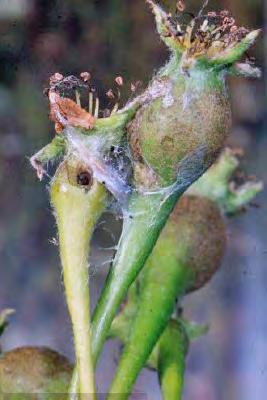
[128,0,259,188]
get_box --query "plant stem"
[158,320,189,400]
[91,189,184,360]
[50,160,106,399]
[91,145,208,362]
[71,147,208,395]
[107,238,192,398]
[71,190,172,396]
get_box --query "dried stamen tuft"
[146,1,260,67]
[46,70,130,134]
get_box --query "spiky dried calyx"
[188,147,263,214]
[146,0,260,70]
[31,70,140,183]
[46,72,134,134]
[0,347,72,396]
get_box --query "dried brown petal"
[49,91,95,132]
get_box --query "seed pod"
[108,196,226,397]
[128,74,231,187]
[0,347,72,397]
[128,1,260,188]
[167,195,226,290]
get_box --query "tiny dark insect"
[77,171,92,187]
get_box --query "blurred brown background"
[0,0,266,399]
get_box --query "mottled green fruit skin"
[0,347,72,399]
[164,195,227,291]
[129,67,231,186]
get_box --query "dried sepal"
[146,0,184,52]
[187,148,263,214]
[226,180,263,214]
[30,136,66,181]
[208,29,261,66]
[230,62,262,79]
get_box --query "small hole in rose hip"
[77,171,92,187]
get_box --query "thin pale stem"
[89,92,93,114]
[94,97,100,118]
[75,90,81,107]
[111,103,119,115]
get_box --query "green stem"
[158,320,189,400]
[71,146,211,394]
[91,189,184,361]
[91,144,208,362]
[70,143,210,394]
[107,223,192,397]
[71,191,181,394]
[50,160,106,399]
[69,368,79,399]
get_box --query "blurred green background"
[0,0,266,398]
